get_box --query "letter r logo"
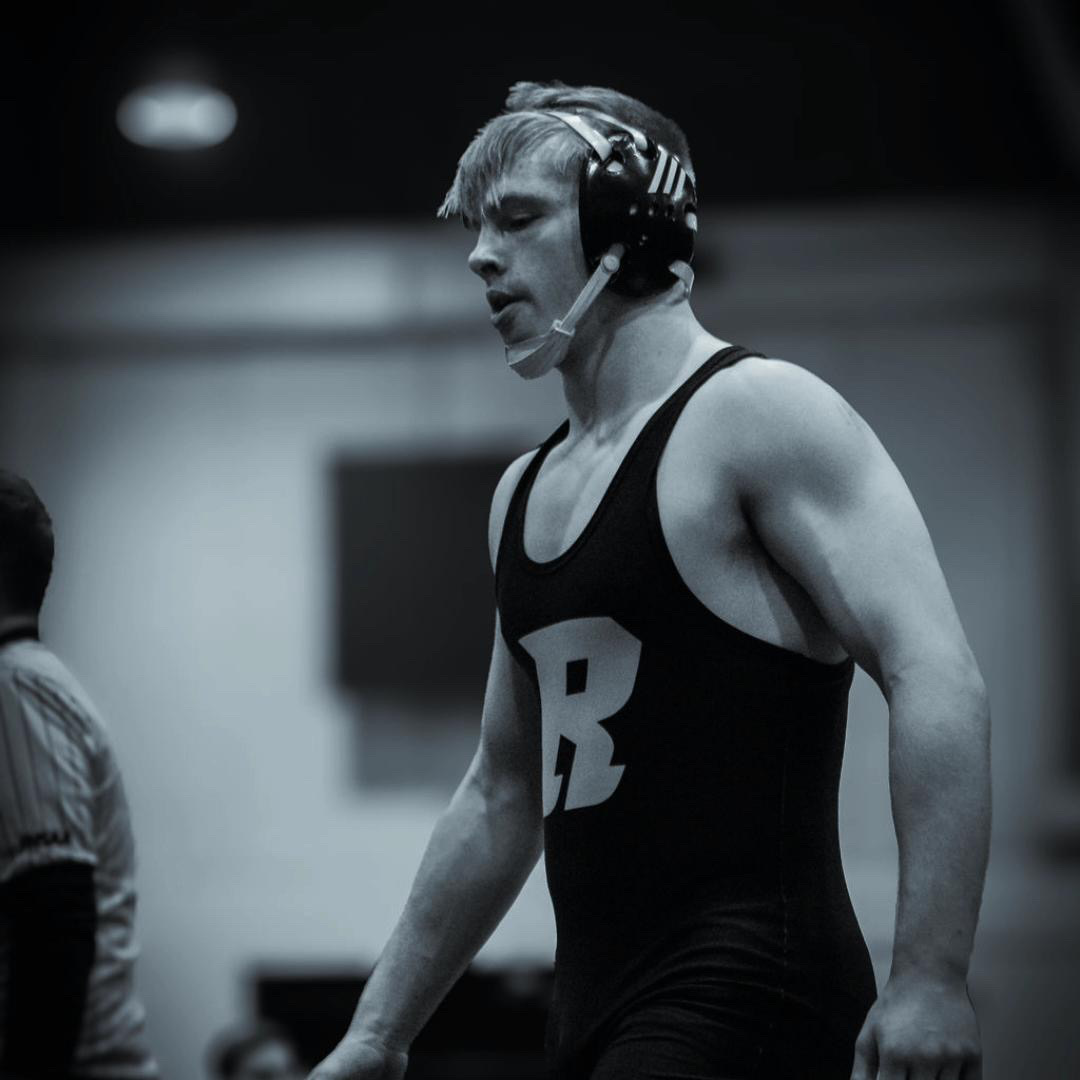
[519,616,642,816]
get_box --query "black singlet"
[495,347,876,1079]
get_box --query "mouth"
[487,290,523,320]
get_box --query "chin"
[500,316,539,344]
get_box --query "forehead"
[479,150,577,219]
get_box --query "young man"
[311,82,990,1080]
[0,470,159,1080]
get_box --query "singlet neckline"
[518,346,742,572]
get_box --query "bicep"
[742,374,978,694]
[471,613,541,811]
[472,450,543,807]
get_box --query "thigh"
[587,1038,754,1080]
[577,1008,857,1080]
[585,1005,761,1080]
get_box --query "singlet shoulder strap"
[671,344,760,408]
[645,344,763,442]
[495,420,570,581]
[495,346,761,580]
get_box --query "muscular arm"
[725,360,990,1075]
[313,454,542,1077]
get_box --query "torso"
[495,345,874,1065]
[522,351,848,665]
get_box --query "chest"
[517,412,843,665]
[524,437,637,563]
[522,417,744,566]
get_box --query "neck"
[557,295,726,435]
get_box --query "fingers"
[850,1053,982,1080]
[873,1051,981,1080]
[912,1060,947,1080]
[850,1030,981,1080]
[940,1044,982,1080]
[959,1055,983,1080]
[851,1045,876,1080]
[862,1051,981,1080]
[851,1019,876,1080]
[307,1059,343,1080]
[876,1061,908,1080]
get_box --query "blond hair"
[438,80,695,224]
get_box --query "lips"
[486,290,521,315]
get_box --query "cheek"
[525,216,589,308]
[561,217,589,275]
[563,248,591,301]
[553,230,589,292]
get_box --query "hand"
[308,1031,409,1080]
[851,971,981,1080]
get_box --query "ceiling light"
[117,81,237,150]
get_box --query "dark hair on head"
[439,80,694,224]
[207,1020,300,1080]
[0,470,54,615]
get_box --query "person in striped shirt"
[0,469,158,1080]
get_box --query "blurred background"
[2,2,1078,1077]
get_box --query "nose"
[467,225,505,281]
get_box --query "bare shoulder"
[719,355,871,440]
[488,448,540,568]
[687,355,884,498]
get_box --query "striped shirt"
[0,636,158,1079]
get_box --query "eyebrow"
[480,190,551,220]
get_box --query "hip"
[547,901,875,1073]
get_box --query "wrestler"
[311,81,990,1080]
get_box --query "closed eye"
[506,214,538,232]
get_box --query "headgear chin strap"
[668,259,694,297]
[503,110,698,379]
[506,246,695,380]
[506,244,624,379]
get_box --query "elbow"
[956,655,991,734]
[459,750,540,833]
[970,670,990,720]
[885,652,991,738]
[885,646,987,703]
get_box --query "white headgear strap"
[505,244,625,380]
[504,114,694,379]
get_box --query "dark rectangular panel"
[333,454,509,698]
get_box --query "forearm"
[1,862,97,1078]
[886,668,991,980]
[347,759,543,1050]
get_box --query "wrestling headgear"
[506,110,697,379]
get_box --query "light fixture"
[116,80,237,150]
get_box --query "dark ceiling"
[4,1,1077,241]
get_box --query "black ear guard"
[548,110,697,298]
